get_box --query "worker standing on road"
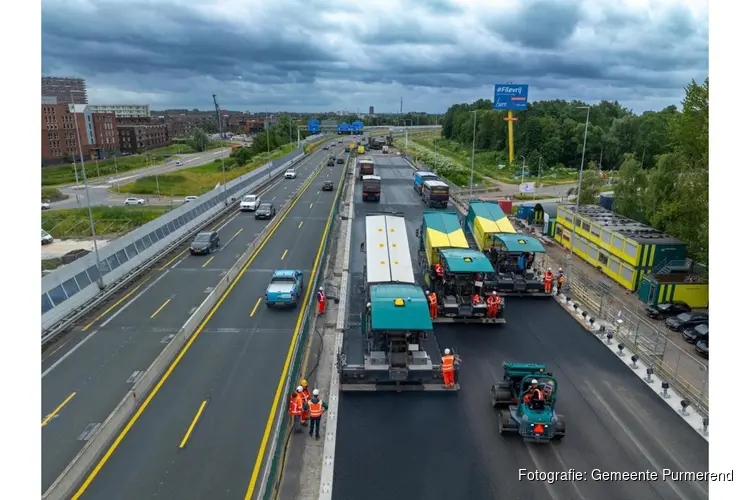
[316,286,326,315]
[300,379,311,422]
[303,389,329,440]
[486,291,501,318]
[295,386,308,427]
[441,348,456,388]
[543,267,554,294]
[426,290,438,320]
[555,268,565,294]
[288,393,302,432]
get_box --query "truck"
[464,201,549,296]
[339,213,454,391]
[421,180,450,208]
[265,270,305,308]
[418,210,505,323]
[358,157,375,179]
[362,175,381,202]
[413,171,439,195]
[382,145,390,154]
[357,145,365,155]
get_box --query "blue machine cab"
[413,171,438,194]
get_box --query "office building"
[88,104,150,118]
[42,104,118,164]
[42,77,88,104]
[369,106,374,115]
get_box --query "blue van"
[414,171,439,194]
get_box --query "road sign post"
[493,84,529,165]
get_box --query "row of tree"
[440,79,708,263]
[225,116,297,169]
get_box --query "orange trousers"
[442,370,455,387]
[429,304,438,319]
[317,298,326,314]
[487,305,497,318]
[544,280,552,293]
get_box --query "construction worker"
[288,392,302,432]
[522,379,543,405]
[486,291,501,318]
[316,286,326,314]
[441,348,456,388]
[433,262,445,281]
[303,388,329,440]
[426,290,438,320]
[471,293,482,306]
[555,268,564,294]
[295,386,308,426]
[543,267,554,294]
[300,379,311,422]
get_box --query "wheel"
[498,410,515,435]
[266,303,272,308]
[491,383,512,408]
[553,414,566,440]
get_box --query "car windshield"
[675,313,691,321]
[260,204,271,209]
[695,324,708,335]
[42,230,49,237]
[656,303,671,310]
[194,234,210,242]
[243,195,256,202]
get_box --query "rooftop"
[439,249,494,273]
[561,204,683,245]
[369,284,433,331]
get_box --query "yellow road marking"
[244,153,346,500]
[280,249,288,260]
[179,400,208,448]
[81,284,143,331]
[298,221,303,228]
[201,256,215,268]
[42,392,76,427]
[150,299,171,319]
[71,158,325,499]
[250,297,262,317]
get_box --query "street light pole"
[113,153,120,193]
[470,110,477,197]
[565,105,591,287]
[70,92,104,288]
[266,113,272,179]
[215,101,228,198]
[519,155,526,186]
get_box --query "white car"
[240,194,260,211]
[42,201,50,210]
[42,229,54,245]
[284,169,297,179]
[124,197,145,206]
[184,196,198,203]
[175,160,183,166]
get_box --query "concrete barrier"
[42,158,328,500]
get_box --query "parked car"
[322,180,334,191]
[682,323,708,344]
[265,269,304,308]
[184,195,198,203]
[255,203,276,220]
[285,169,297,179]
[42,229,54,245]
[694,338,708,358]
[124,197,145,206]
[189,231,220,255]
[240,194,260,211]
[644,301,691,319]
[665,311,708,332]
[42,201,50,210]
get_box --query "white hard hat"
[559,268,563,272]
[319,286,324,291]
[492,291,497,295]
[425,290,430,295]
[444,348,451,355]
[296,385,303,392]
[531,379,538,384]
[366,302,371,307]
[312,388,320,396]
[547,267,551,271]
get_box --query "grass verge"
[117,143,297,196]
[304,137,331,154]
[514,193,561,201]
[42,187,68,201]
[148,140,237,156]
[42,206,173,239]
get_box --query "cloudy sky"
[41,0,708,114]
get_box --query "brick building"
[42,76,88,105]
[117,120,169,153]
[41,104,119,165]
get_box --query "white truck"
[382,145,390,154]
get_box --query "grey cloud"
[485,0,583,50]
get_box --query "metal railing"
[541,257,709,417]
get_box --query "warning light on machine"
[532,424,545,434]
[394,298,405,307]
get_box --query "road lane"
[331,155,709,500]
[41,146,337,493]
[72,155,348,499]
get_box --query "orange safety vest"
[289,397,301,415]
[487,296,500,307]
[434,264,444,277]
[428,293,437,306]
[472,294,481,305]
[308,400,324,418]
[441,355,454,373]
[317,290,326,302]
[557,274,564,285]
[544,272,553,283]
[301,387,310,399]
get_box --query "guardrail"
[258,154,351,500]
[42,152,331,500]
[41,137,328,342]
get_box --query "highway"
[41,144,343,495]
[331,155,709,500]
[60,144,348,499]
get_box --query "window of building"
[620,265,634,284]
[608,257,621,274]
[575,217,582,227]
[612,234,624,251]
[555,225,563,236]
[582,221,591,232]
[600,229,612,245]
[624,241,637,258]
[598,251,608,266]
[588,245,598,260]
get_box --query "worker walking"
[288,392,302,432]
[426,290,438,320]
[441,348,456,388]
[555,268,565,294]
[486,291,501,318]
[300,379,311,423]
[543,267,554,294]
[316,286,326,315]
[303,389,329,440]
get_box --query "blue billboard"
[493,84,529,111]
[337,123,351,135]
[352,120,364,135]
[308,119,320,134]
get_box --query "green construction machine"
[490,362,565,443]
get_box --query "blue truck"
[308,119,320,135]
[265,270,305,308]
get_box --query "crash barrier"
[41,138,324,341]
[258,155,351,500]
[42,153,330,500]
[546,259,709,419]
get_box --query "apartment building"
[42,76,87,105]
[88,104,150,118]
[41,103,119,164]
[117,121,169,153]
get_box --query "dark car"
[695,338,708,358]
[336,157,345,164]
[665,311,708,332]
[322,180,334,191]
[327,159,335,166]
[644,301,691,319]
[190,231,220,255]
[255,202,276,220]
[682,323,708,344]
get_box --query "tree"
[568,161,604,205]
[187,129,210,152]
[613,153,647,220]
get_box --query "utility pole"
[566,106,591,289]
[212,94,228,197]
